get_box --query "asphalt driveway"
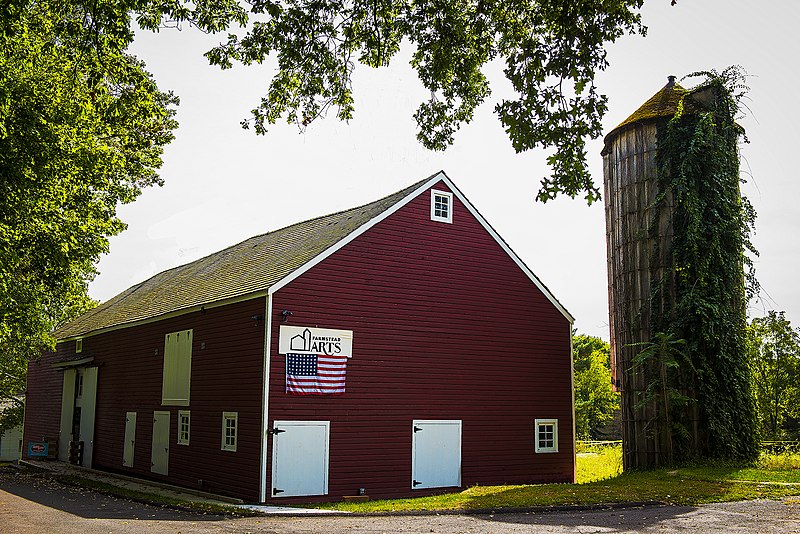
[1,464,798,533]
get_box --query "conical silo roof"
[602,76,699,155]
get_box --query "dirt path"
[1,466,798,533]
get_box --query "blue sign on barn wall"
[27,442,49,457]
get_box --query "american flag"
[286,353,347,395]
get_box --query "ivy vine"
[648,66,759,462]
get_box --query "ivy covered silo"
[602,72,758,469]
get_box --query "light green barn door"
[58,369,77,461]
[123,412,136,467]
[151,411,170,475]
[78,367,98,468]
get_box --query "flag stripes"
[286,353,347,395]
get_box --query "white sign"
[278,326,354,357]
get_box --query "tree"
[9,0,646,204]
[747,311,800,440]
[207,0,645,204]
[0,0,179,425]
[573,334,619,440]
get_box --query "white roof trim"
[267,171,448,295]
[441,175,574,323]
[58,291,268,342]
[269,170,573,324]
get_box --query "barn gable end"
[265,177,575,502]
[25,171,574,503]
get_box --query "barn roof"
[57,171,572,340]
[56,177,431,339]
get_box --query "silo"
[602,76,692,469]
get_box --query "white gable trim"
[267,171,448,295]
[259,293,273,502]
[443,176,574,323]
[269,171,573,324]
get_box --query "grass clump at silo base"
[576,444,622,483]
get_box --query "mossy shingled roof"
[612,80,688,134]
[603,77,716,154]
[56,177,432,339]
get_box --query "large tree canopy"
[206,0,645,203]
[0,0,178,423]
[573,334,619,440]
[747,311,800,440]
[9,0,645,204]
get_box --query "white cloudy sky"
[91,1,800,340]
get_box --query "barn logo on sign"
[279,325,353,357]
[290,328,341,355]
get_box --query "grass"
[759,450,800,470]
[576,443,622,483]
[315,445,800,513]
[24,446,799,515]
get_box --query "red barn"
[24,172,575,502]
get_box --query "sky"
[90,1,800,340]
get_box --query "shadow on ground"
[0,464,222,521]
[478,502,696,532]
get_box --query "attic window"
[76,339,83,353]
[431,190,453,223]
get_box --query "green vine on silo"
[649,66,759,462]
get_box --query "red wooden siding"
[267,180,573,502]
[25,298,265,501]
[24,352,63,451]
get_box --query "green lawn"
[314,446,800,512]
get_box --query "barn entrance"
[411,420,462,489]
[151,411,170,475]
[58,366,98,467]
[123,412,136,467]
[270,420,330,497]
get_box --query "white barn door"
[151,411,170,475]
[271,421,329,498]
[123,412,136,467]
[58,369,77,461]
[411,420,462,489]
[78,367,98,468]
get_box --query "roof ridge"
[96,176,434,304]
[55,174,438,339]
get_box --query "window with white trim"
[177,410,190,445]
[431,190,453,223]
[162,329,193,406]
[222,412,238,452]
[76,338,83,353]
[535,419,558,453]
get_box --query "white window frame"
[76,338,83,353]
[177,410,190,445]
[535,418,559,453]
[161,329,193,406]
[430,190,453,223]
[222,412,238,452]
